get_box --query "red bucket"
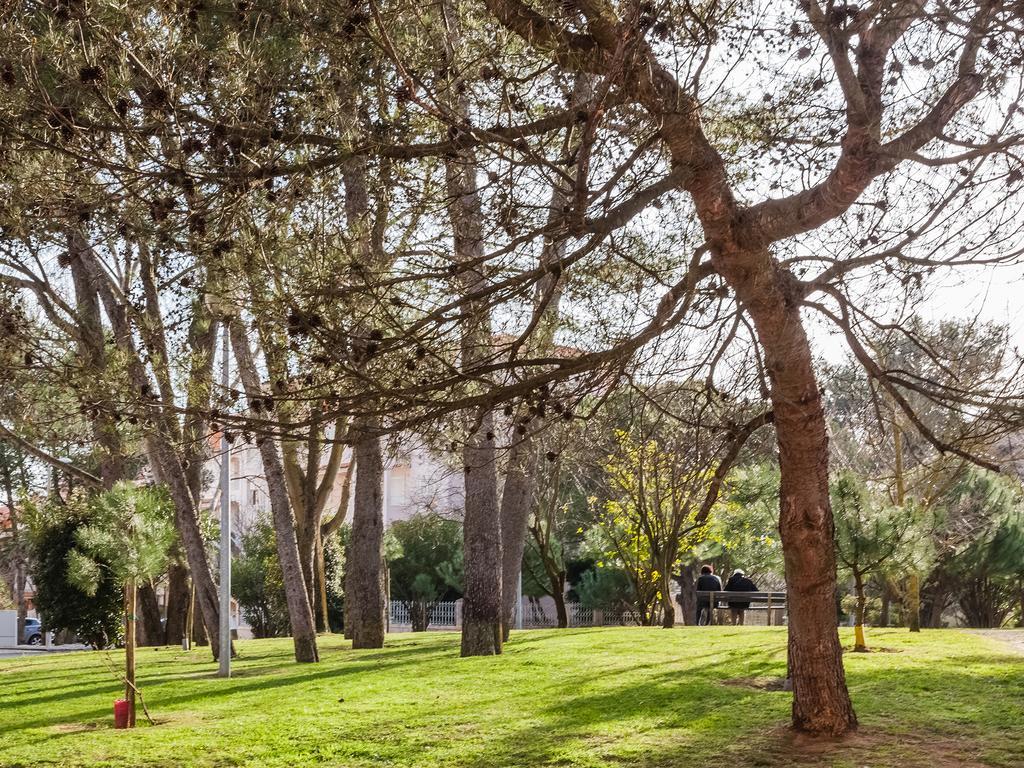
[113,699,131,729]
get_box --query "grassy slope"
[0,628,1021,768]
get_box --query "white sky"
[808,261,1024,365]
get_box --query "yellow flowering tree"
[596,430,717,627]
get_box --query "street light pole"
[218,321,231,678]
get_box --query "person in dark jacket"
[695,565,722,625]
[724,569,758,625]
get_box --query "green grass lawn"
[1,627,1021,768]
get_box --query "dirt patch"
[50,722,103,734]
[730,726,995,768]
[972,629,1024,656]
[843,645,904,653]
[721,676,790,691]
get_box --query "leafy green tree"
[708,464,785,584]
[27,496,123,649]
[232,520,291,639]
[66,483,175,727]
[832,473,922,651]
[931,470,1024,628]
[388,513,463,631]
[596,429,714,626]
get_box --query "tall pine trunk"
[499,444,533,639]
[461,410,503,656]
[349,429,386,649]
[230,319,319,662]
[136,583,164,647]
[163,561,190,646]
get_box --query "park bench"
[694,591,787,625]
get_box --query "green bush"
[27,494,123,648]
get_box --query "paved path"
[972,629,1024,655]
[0,644,89,658]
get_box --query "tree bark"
[136,582,164,647]
[349,428,386,649]
[499,442,533,640]
[163,561,190,646]
[147,437,224,660]
[552,579,568,628]
[676,564,697,626]
[853,573,868,651]
[660,560,676,628]
[461,410,504,656]
[315,529,330,632]
[907,572,921,632]
[708,241,856,734]
[230,318,319,663]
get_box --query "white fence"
[387,600,645,631]
[389,601,460,629]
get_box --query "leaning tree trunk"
[148,437,224,661]
[707,236,856,734]
[349,429,386,649]
[230,319,319,663]
[764,313,856,734]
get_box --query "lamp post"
[218,322,231,678]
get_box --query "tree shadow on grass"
[0,637,458,736]
[442,646,1022,768]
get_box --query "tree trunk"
[853,574,868,652]
[552,578,568,628]
[163,561,189,646]
[499,442,534,641]
[14,562,27,644]
[411,602,429,632]
[295,503,318,628]
[230,319,319,663]
[878,586,891,628]
[343,533,354,640]
[677,564,697,626]
[148,437,224,660]
[349,429,386,649]
[461,410,504,656]
[907,571,921,632]
[136,582,164,647]
[660,556,676,628]
[316,529,330,632]
[725,251,855,734]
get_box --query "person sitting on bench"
[724,569,757,625]
[695,564,722,625]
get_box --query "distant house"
[0,504,34,612]
[199,437,466,546]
